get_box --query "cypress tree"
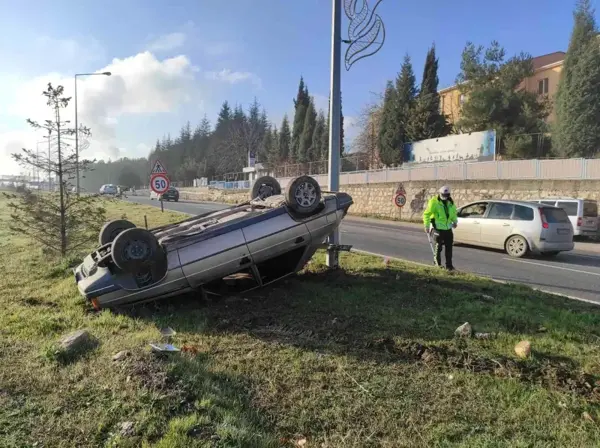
[378,81,402,165]
[395,54,418,145]
[291,76,310,161]
[553,0,600,157]
[278,115,292,162]
[312,112,327,161]
[299,98,317,163]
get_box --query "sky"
[0,0,594,176]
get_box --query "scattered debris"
[474,332,495,340]
[182,345,200,355]
[537,326,548,333]
[514,340,532,359]
[455,322,472,338]
[149,343,180,353]
[480,294,495,301]
[119,421,135,437]
[583,411,595,423]
[295,437,307,447]
[60,329,94,353]
[383,257,390,267]
[112,350,131,362]
[159,327,176,338]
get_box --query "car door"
[455,202,489,244]
[242,209,312,268]
[480,202,515,249]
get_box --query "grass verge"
[0,199,599,447]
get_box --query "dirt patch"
[369,338,600,402]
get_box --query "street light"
[74,71,112,195]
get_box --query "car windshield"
[583,201,598,217]
[541,207,570,224]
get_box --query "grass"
[0,198,599,447]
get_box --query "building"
[439,51,566,126]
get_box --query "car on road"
[454,199,574,258]
[74,175,353,309]
[99,184,118,195]
[150,186,179,202]
[527,198,598,238]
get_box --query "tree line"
[80,77,345,192]
[356,0,600,165]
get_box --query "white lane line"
[351,249,599,306]
[503,258,600,277]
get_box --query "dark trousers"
[434,229,454,268]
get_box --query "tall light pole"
[326,0,386,268]
[74,71,111,195]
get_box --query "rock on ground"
[455,322,472,338]
[514,340,532,358]
[60,330,93,353]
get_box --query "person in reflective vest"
[423,186,458,270]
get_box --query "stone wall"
[180,179,600,223]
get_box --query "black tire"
[285,175,322,215]
[111,228,163,274]
[98,219,136,246]
[250,176,281,200]
[505,235,529,258]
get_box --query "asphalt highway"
[125,196,600,305]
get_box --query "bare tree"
[5,83,106,257]
[352,101,383,169]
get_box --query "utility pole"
[326,0,342,268]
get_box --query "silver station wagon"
[74,175,353,309]
[454,200,574,258]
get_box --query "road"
[125,196,600,304]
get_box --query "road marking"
[503,258,600,277]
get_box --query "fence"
[207,157,600,190]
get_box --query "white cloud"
[205,69,262,88]
[147,32,187,52]
[34,35,106,67]
[1,51,199,173]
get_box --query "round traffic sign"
[394,193,406,208]
[150,173,170,194]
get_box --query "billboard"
[403,130,496,164]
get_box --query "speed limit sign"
[150,173,170,194]
[394,193,406,208]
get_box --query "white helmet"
[439,185,450,198]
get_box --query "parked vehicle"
[454,200,574,258]
[150,186,179,202]
[527,198,598,238]
[74,175,353,309]
[99,184,118,195]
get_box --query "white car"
[99,184,118,195]
[528,198,598,238]
[454,200,574,257]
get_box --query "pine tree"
[291,76,311,161]
[299,98,317,163]
[553,0,600,157]
[395,54,418,145]
[216,101,232,130]
[378,81,402,165]
[278,115,292,161]
[261,125,274,166]
[312,112,327,161]
[407,45,450,141]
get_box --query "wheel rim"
[257,184,274,199]
[122,239,151,261]
[508,237,526,256]
[294,182,317,208]
[109,228,124,242]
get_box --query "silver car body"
[100,184,118,195]
[74,192,353,309]
[454,199,574,254]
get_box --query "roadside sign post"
[150,160,170,213]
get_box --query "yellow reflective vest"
[423,196,458,230]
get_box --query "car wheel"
[285,175,322,216]
[250,176,281,200]
[111,228,164,274]
[99,219,136,246]
[505,235,529,258]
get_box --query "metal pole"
[74,75,79,196]
[326,0,342,268]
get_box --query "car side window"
[458,202,488,218]
[513,205,534,221]
[487,203,514,219]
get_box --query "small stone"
[59,329,93,353]
[474,332,493,340]
[514,340,532,358]
[480,294,494,301]
[582,411,595,423]
[120,421,135,437]
[295,438,307,447]
[455,322,472,338]
[112,350,130,361]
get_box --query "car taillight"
[539,208,549,229]
[577,217,582,227]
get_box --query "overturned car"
[74,175,353,309]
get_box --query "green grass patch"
[0,198,599,447]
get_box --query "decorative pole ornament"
[343,0,386,71]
